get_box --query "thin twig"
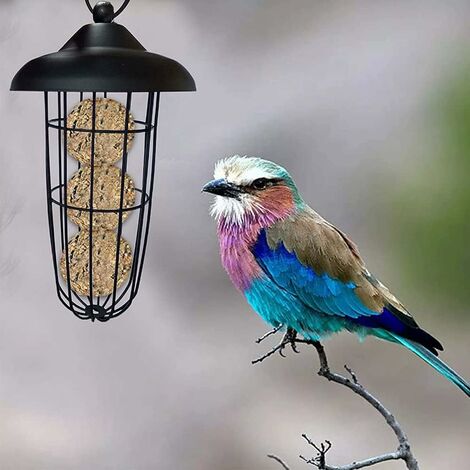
[299,437,332,468]
[343,365,358,385]
[252,341,287,364]
[256,325,284,344]
[258,335,419,470]
[268,454,291,470]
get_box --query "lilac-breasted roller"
[203,155,470,397]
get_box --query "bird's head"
[202,155,303,226]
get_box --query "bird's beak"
[201,178,242,199]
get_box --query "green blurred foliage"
[391,66,470,313]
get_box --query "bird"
[202,155,470,397]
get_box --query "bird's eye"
[251,178,269,190]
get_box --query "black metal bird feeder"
[10,0,195,322]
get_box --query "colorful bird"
[202,155,470,397]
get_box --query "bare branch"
[304,341,418,469]
[324,451,402,470]
[256,334,419,470]
[300,434,402,470]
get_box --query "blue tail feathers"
[389,333,470,397]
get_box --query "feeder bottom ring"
[85,304,110,321]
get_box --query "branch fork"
[255,329,419,470]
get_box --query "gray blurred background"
[1,1,469,469]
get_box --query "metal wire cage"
[11,1,195,321]
[43,91,160,321]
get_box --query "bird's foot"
[278,327,299,357]
[252,327,300,365]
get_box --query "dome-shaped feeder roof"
[11,22,196,92]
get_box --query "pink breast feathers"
[217,218,264,291]
[217,185,295,291]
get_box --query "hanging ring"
[114,0,131,18]
[84,0,131,19]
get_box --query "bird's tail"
[388,332,470,397]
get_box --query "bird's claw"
[278,327,299,357]
[252,326,300,364]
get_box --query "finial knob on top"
[93,1,115,23]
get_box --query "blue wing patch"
[252,229,380,319]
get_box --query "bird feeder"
[10,0,195,321]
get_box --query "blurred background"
[0,1,469,469]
